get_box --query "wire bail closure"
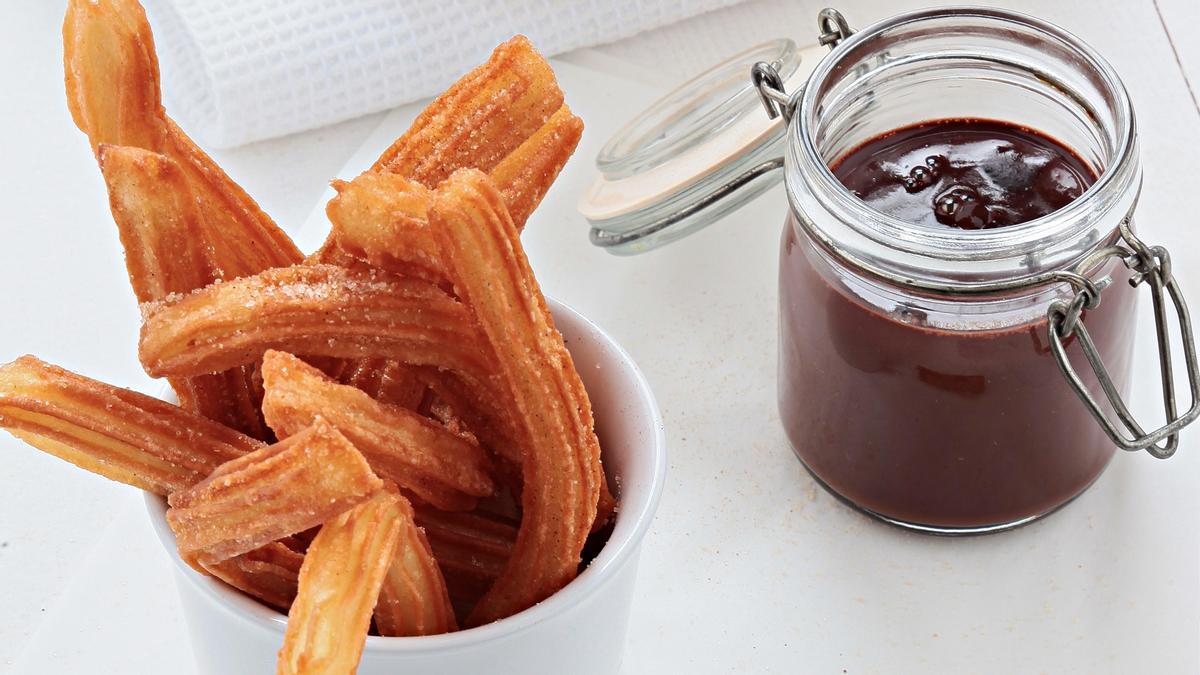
[1047,222,1200,458]
[817,8,854,47]
[754,8,852,125]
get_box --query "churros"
[0,356,259,494]
[167,419,382,565]
[417,367,524,466]
[63,0,302,274]
[373,360,430,410]
[97,144,270,438]
[430,170,602,625]
[97,146,218,302]
[204,542,305,612]
[32,6,619,665]
[490,104,584,229]
[414,505,517,612]
[137,265,495,387]
[66,0,298,439]
[310,36,582,444]
[330,102,582,279]
[68,0,296,438]
[371,36,563,187]
[62,0,162,152]
[332,357,428,410]
[260,350,494,511]
[325,175,441,282]
[277,490,403,674]
[374,493,458,636]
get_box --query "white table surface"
[3,1,1200,673]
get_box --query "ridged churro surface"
[167,419,382,565]
[261,350,494,511]
[430,170,602,626]
[0,356,259,494]
[277,490,402,675]
[138,265,496,389]
[374,492,458,636]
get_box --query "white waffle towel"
[141,0,745,148]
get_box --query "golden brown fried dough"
[325,175,442,282]
[490,104,583,229]
[67,0,296,438]
[429,170,602,626]
[63,0,162,151]
[374,493,458,636]
[373,360,430,410]
[63,0,301,274]
[167,419,382,565]
[413,505,517,613]
[371,36,563,188]
[260,351,494,511]
[204,542,305,612]
[138,265,496,391]
[0,356,259,494]
[332,104,583,277]
[98,145,270,438]
[98,145,218,302]
[416,367,524,466]
[277,490,403,674]
[57,10,612,646]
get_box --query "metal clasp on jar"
[752,8,853,125]
[1047,222,1200,458]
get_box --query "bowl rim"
[145,296,667,653]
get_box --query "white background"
[2,0,1200,672]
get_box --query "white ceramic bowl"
[145,297,666,675]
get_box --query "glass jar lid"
[579,39,819,254]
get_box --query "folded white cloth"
[142,0,745,148]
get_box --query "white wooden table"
[2,1,1199,672]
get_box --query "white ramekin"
[145,297,666,674]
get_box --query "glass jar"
[580,6,1199,534]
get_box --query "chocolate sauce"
[832,119,1094,229]
[779,119,1133,529]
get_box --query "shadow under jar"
[583,7,1199,535]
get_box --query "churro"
[98,145,218,302]
[371,36,563,188]
[430,170,602,625]
[0,356,259,494]
[414,505,517,612]
[138,265,495,389]
[97,144,269,438]
[331,102,582,278]
[277,490,402,674]
[325,357,428,410]
[204,542,304,612]
[66,0,299,436]
[373,360,430,410]
[63,0,301,275]
[167,418,382,565]
[490,104,584,229]
[374,493,458,636]
[416,367,523,466]
[43,5,619,655]
[260,350,494,511]
[325,174,442,282]
[311,40,582,435]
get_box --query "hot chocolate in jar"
[584,7,1199,534]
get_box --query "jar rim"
[791,5,1139,282]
